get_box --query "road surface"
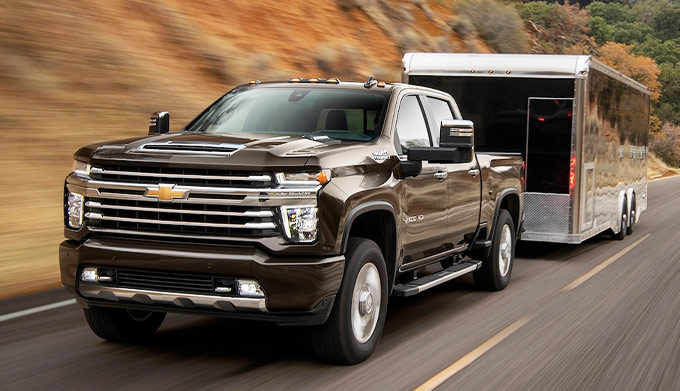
[1,176,679,390]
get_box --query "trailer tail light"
[569,157,577,191]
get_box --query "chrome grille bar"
[90,167,271,182]
[85,212,276,230]
[85,201,273,218]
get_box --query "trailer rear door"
[526,98,574,194]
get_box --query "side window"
[396,95,431,155]
[427,97,455,144]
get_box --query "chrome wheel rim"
[351,262,381,344]
[630,205,636,226]
[498,224,512,278]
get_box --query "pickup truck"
[60,77,523,364]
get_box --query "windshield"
[185,87,390,141]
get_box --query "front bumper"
[60,237,344,326]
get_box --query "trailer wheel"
[311,238,388,364]
[626,195,636,235]
[473,209,515,291]
[83,306,166,342]
[612,196,627,240]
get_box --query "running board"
[392,260,482,297]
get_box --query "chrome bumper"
[79,284,268,312]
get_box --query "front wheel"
[311,238,388,364]
[83,306,166,342]
[474,209,515,291]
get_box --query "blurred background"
[1,0,679,298]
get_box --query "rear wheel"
[612,197,627,240]
[83,306,166,342]
[311,238,388,364]
[474,209,515,291]
[626,195,636,235]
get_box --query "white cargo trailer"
[403,53,650,243]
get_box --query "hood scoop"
[136,141,245,156]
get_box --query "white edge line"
[0,299,77,323]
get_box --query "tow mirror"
[440,119,473,162]
[440,119,473,149]
[149,111,170,135]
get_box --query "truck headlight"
[280,206,318,243]
[72,160,91,177]
[66,192,84,230]
[275,170,331,185]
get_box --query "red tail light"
[538,117,545,122]
[569,157,577,190]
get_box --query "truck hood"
[77,132,386,171]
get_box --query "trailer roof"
[402,53,650,95]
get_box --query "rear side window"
[395,96,431,154]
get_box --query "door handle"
[434,171,448,181]
[468,168,480,178]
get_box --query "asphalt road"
[2,176,679,390]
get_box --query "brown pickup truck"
[60,77,523,364]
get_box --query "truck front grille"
[80,164,319,241]
[90,164,273,188]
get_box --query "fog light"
[67,192,84,230]
[237,279,265,298]
[80,267,114,283]
[280,206,318,243]
[81,267,99,282]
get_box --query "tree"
[597,42,661,100]
[657,62,680,124]
[651,5,680,41]
[633,38,680,65]
[609,21,653,44]
[587,1,633,23]
[588,16,611,45]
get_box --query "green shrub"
[517,1,595,54]
[455,0,528,53]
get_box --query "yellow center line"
[561,233,651,292]
[414,316,533,391]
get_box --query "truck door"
[425,96,481,247]
[394,95,449,266]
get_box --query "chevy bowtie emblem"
[144,184,189,202]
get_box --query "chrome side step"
[392,260,482,297]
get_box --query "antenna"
[364,75,377,89]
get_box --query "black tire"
[612,197,627,240]
[626,195,636,235]
[311,238,388,365]
[83,306,166,342]
[473,209,515,291]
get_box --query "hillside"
[0,0,675,298]
[0,0,493,297]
